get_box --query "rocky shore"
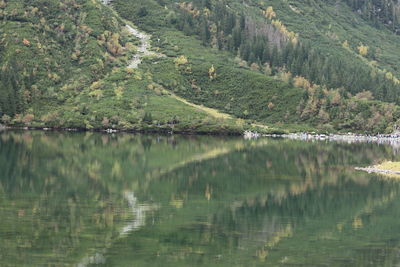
[355,166,400,176]
[282,132,400,143]
[245,130,400,144]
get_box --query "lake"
[1,131,400,266]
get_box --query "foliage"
[0,0,130,117]
[2,0,400,134]
[111,0,400,133]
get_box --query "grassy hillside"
[257,0,400,76]
[112,0,400,133]
[0,0,248,134]
[1,0,400,134]
[0,0,132,115]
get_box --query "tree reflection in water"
[1,131,400,266]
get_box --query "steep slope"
[1,0,400,134]
[252,0,400,96]
[112,0,400,133]
[344,0,400,34]
[0,0,245,133]
[158,0,400,101]
[0,0,131,116]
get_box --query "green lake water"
[2,131,400,266]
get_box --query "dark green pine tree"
[232,27,242,50]
[200,18,211,45]
[262,44,271,63]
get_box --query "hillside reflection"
[1,131,400,266]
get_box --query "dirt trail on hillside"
[126,25,156,68]
[100,0,269,128]
[101,0,156,69]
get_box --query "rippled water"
[1,131,400,266]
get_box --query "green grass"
[246,0,400,76]
[2,0,400,134]
[110,0,400,133]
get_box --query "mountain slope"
[1,0,400,134]
[0,0,131,115]
[112,0,400,133]
[0,0,246,133]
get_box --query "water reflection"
[78,191,156,267]
[121,192,156,235]
[1,131,400,266]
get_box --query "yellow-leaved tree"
[264,6,276,20]
[174,55,189,67]
[208,65,216,80]
[342,40,349,49]
[357,44,369,56]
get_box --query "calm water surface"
[1,131,400,266]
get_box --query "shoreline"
[0,125,243,136]
[355,166,400,176]
[4,125,400,142]
[265,132,400,146]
